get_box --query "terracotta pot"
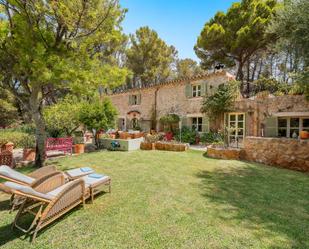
[1,142,14,153]
[23,148,36,161]
[74,144,85,154]
[300,130,309,139]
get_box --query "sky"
[120,0,235,61]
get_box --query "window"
[302,118,309,132]
[227,113,245,148]
[277,117,309,138]
[192,85,201,97]
[129,94,140,105]
[278,118,288,137]
[192,117,203,132]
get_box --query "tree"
[44,96,83,137]
[195,0,277,93]
[201,82,238,119]
[0,88,19,127]
[269,0,309,99]
[126,26,177,87]
[0,1,128,166]
[176,58,203,78]
[79,98,117,147]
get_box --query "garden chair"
[5,172,111,241]
[0,165,94,210]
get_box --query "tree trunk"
[29,88,46,167]
[236,60,245,96]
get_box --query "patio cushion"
[80,167,93,172]
[0,165,35,185]
[46,184,71,198]
[65,167,94,178]
[82,174,110,188]
[4,181,53,200]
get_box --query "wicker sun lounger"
[4,172,111,242]
[0,165,94,210]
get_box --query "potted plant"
[73,132,85,154]
[160,114,180,142]
[22,135,36,161]
[300,130,309,139]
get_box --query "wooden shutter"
[265,117,278,137]
[137,94,141,105]
[201,82,207,96]
[128,95,132,105]
[185,83,192,98]
[181,116,188,128]
[202,116,209,132]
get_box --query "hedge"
[0,130,35,148]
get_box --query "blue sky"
[120,0,235,61]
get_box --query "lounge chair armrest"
[41,179,85,221]
[31,171,65,193]
[28,165,57,179]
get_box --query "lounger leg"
[91,189,94,204]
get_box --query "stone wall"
[233,95,309,137]
[242,136,309,172]
[109,71,232,131]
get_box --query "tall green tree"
[0,0,128,166]
[269,0,309,99]
[195,0,277,92]
[176,58,203,78]
[0,88,19,127]
[126,26,177,87]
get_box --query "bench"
[45,137,73,157]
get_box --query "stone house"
[108,70,309,149]
[108,70,235,133]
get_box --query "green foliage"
[195,0,277,81]
[269,0,309,99]
[174,126,197,144]
[126,26,177,84]
[44,96,83,136]
[252,77,290,95]
[200,132,224,144]
[0,88,19,127]
[79,98,117,132]
[201,82,238,118]
[0,0,129,165]
[176,59,203,78]
[160,114,180,133]
[0,130,35,148]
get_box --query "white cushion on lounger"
[65,168,94,178]
[47,184,70,198]
[0,165,35,185]
[82,175,110,188]
[4,181,53,200]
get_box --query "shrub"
[159,114,180,132]
[0,130,35,148]
[200,132,224,144]
[174,126,197,144]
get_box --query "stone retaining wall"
[243,136,309,172]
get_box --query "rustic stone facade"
[230,95,309,137]
[109,70,234,132]
[242,136,309,172]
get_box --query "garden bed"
[207,145,242,160]
[140,142,188,152]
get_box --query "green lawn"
[0,150,308,249]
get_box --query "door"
[227,113,245,148]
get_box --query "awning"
[273,112,309,117]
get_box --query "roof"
[110,70,235,95]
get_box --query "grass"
[0,150,308,249]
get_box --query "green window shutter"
[181,116,188,128]
[265,117,278,137]
[202,116,209,132]
[201,82,207,96]
[185,83,192,98]
[128,95,132,105]
[138,94,141,105]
